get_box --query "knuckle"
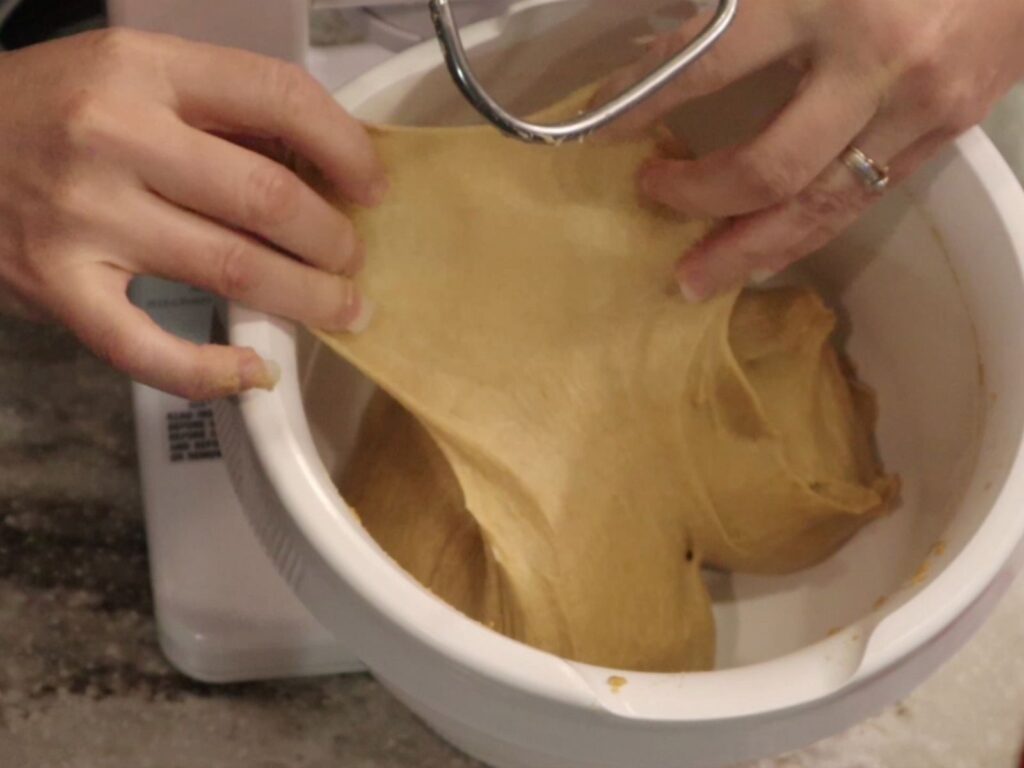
[242,163,301,228]
[853,3,923,66]
[897,37,952,118]
[213,240,259,299]
[77,28,147,83]
[908,66,945,104]
[175,365,224,402]
[89,27,139,62]
[78,28,170,98]
[906,74,946,119]
[939,85,987,132]
[906,74,981,129]
[734,150,804,205]
[58,89,112,148]
[673,50,730,96]
[794,185,861,227]
[874,22,918,65]
[319,277,358,330]
[265,61,320,116]
[46,171,92,223]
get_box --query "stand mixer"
[114,0,736,685]
[105,2,1024,767]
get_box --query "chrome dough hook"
[428,0,739,144]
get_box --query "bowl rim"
[229,0,1024,721]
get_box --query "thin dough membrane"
[313,97,898,672]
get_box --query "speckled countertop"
[0,314,486,768]
[1,289,1023,768]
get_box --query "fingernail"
[678,276,703,304]
[677,269,706,304]
[346,295,375,334]
[676,259,716,303]
[749,268,776,285]
[262,360,282,388]
[240,354,280,391]
[322,282,373,334]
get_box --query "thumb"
[54,263,280,401]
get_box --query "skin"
[0,28,386,401]
[596,0,1024,301]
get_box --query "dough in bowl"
[311,100,898,672]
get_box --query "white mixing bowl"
[218,2,1024,766]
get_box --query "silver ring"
[840,145,891,193]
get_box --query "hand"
[0,29,386,400]
[597,0,1024,300]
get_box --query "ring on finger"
[840,145,891,193]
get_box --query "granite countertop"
[1,306,1023,768]
[0,314,486,768]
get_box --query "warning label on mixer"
[166,402,222,463]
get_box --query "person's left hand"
[595,0,1024,300]
[0,29,385,401]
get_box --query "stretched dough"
[314,104,897,672]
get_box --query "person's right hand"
[0,28,386,400]
[593,0,1024,301]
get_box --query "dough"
[313,101,898,673]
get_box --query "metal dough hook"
[428,0,739,144]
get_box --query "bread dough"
[313,102,897,672]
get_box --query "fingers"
[164,41,387,207]
[126,196,373,334]
[56,264,279,401]
[136,114,364,275]
[641,63,880,217]
[676,122,948,300]
[675,172,875,302]
[594,4,806,139]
